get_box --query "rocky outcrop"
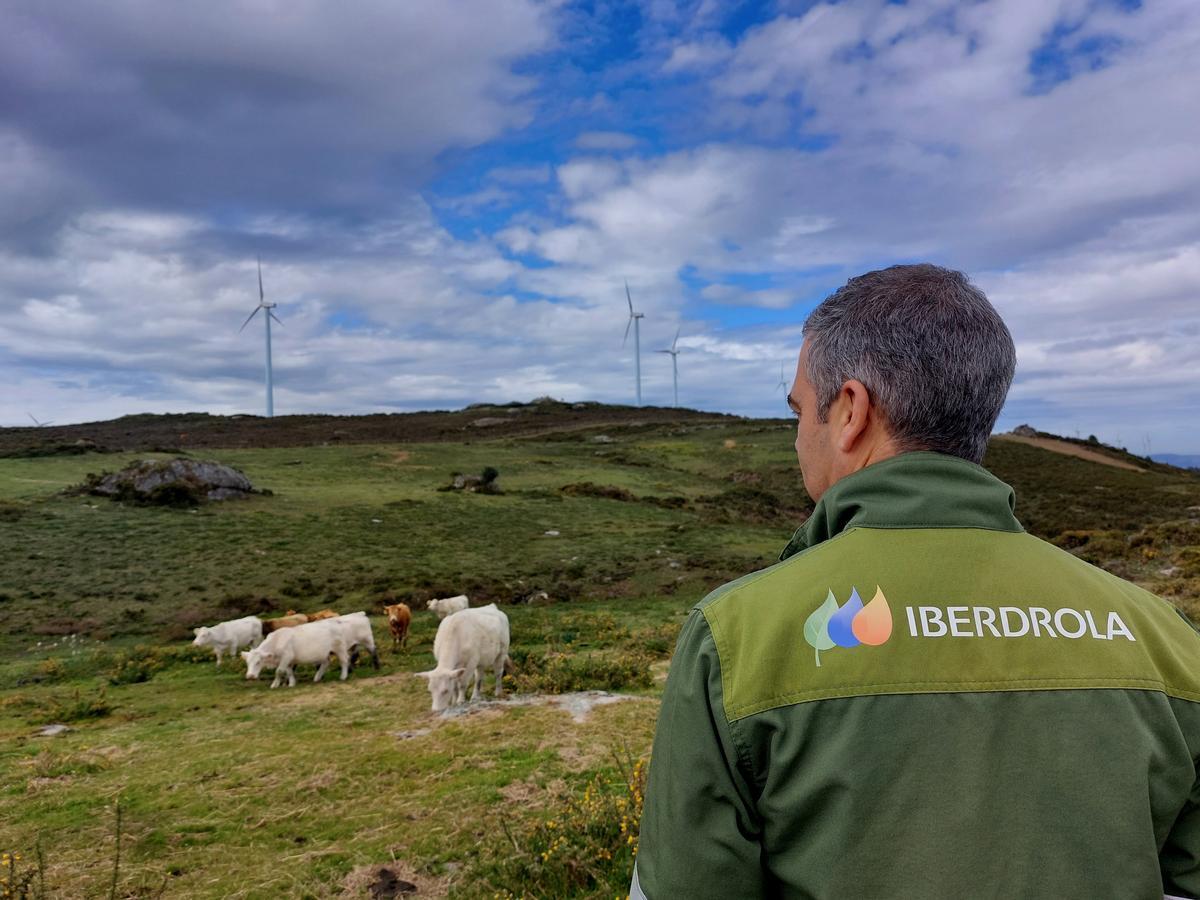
[80,458,261,505]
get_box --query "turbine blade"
[672,327,680,351]
[623,316,632,346]
[625,280,633,315]
[257,257,264,303]
[269,311,283,326]
[27,413,38,426]
[239,307,261,333]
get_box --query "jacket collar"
[779,451,1023,561]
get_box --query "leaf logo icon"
[804,589,839,667]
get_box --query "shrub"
[560,482,636,502]
[40,689,112,724]
[0,846,45,900]
[106,646,166,685]
[506,649,653,694]
[458,753,647,899]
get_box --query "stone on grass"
[80,458,261,506]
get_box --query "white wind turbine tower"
[239,257,283,417]
[623,281,645,407]
[656,327,681,408]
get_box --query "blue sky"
[0,0,1197,452]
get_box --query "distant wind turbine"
[26,413,53,427]
[656,328,681,408]
[776,363,789,393]
[239,257,283,418]
[623,281,645,407]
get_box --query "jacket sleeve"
[632,609,764,898]
[1162,777,1200,898]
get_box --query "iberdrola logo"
[804,586,893,666]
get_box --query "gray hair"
[802,264,1015,464]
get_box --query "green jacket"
[633,452,1200,899]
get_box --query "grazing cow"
[329,611,379,669]
[427,594,469,620]
[192,615,263,666]
[306,609,339,621]
[384,603,411,650]
[264,613,308,633]
[241,620,349,688]
[417,603,510,712]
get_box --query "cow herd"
[191,594,510,711]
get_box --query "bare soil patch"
[341,862,445,899]
[995,434,1145,472]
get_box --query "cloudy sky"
[1,0,1197,452]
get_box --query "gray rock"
[84,458,258,504]
[37,723,70,736]
[1010,424,1038,437]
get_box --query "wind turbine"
[239,257,283,417]
[776,363,789,393]
[26,413,53,427]
[656,327,681,408]
[623,281,645,407]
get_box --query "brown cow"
[383,603,411,650]
[264,613,308,633]
[306,609,339,621]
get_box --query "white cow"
[193,615,263,666]
[427,594,469,619]
[329,611,379,669]
[241,619,350,688]
[417,603,510,712]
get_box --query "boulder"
[82,458,259,505]
[1011,424,1038,437]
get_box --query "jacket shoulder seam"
[726,678,1200,721]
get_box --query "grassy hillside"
[0,410,1197,897]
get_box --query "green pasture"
[0,419,1198,897]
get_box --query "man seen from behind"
[632,264,1200,899]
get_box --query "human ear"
[835,379,872,453]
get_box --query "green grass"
[0,419,1198,896]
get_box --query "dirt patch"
[341,862,443,899]
[995,434,1145,472]
[498,776,568,806]
[438,691,647,724]
[26,775,72,793]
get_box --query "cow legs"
[337,648,350,681]
[494,655,506,697]
[314,658,329,683]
